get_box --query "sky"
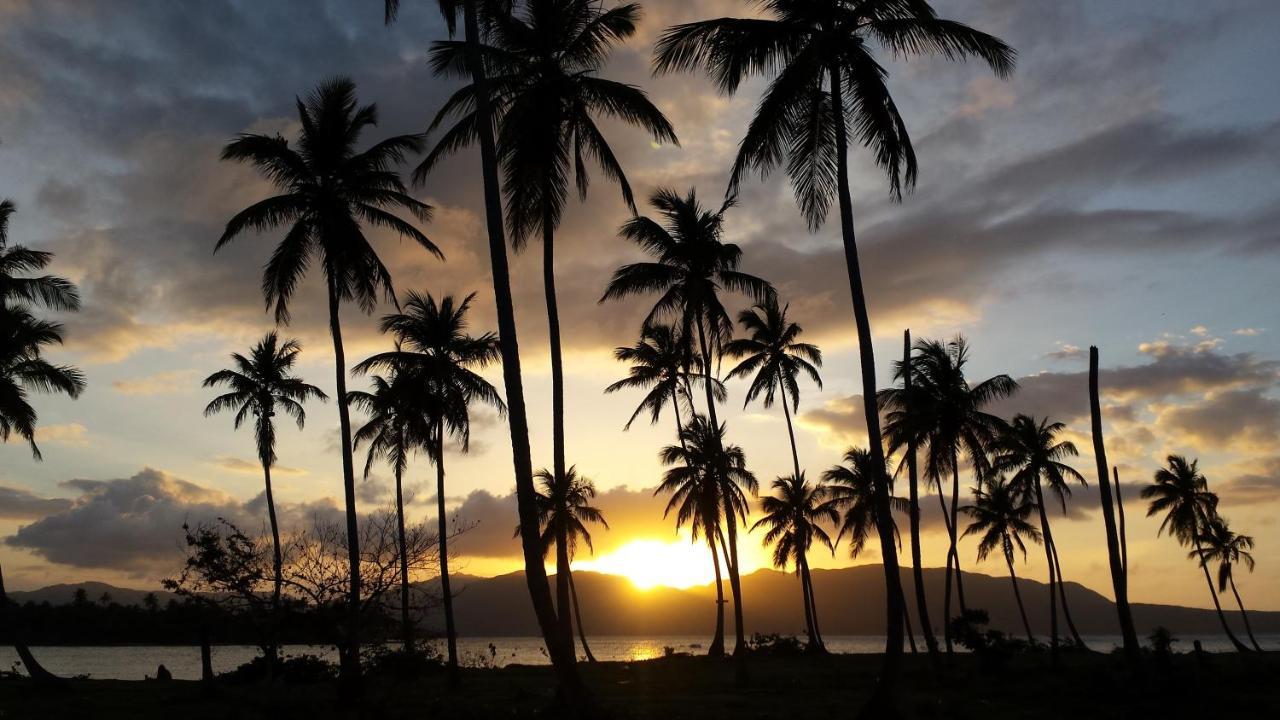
[1,0,1279,616]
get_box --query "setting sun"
[576,538,719,590]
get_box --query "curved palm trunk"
[903,331,941,670]
[1088,347,1142,666]
[461,1,582,702]
[1004,552,1035,644]
[0,561,61,684]
[1113,467,1129,576]
[543,216,575,654]
[902,594,918,654]
[829,64,905,715]
[1193,535,1249,652]
[804,561,826,649]
[327,277,362,690]
[435,428,459,682]
[1049,539,1087,647]
[949,462,968,613]
[938,490,955,654]
[567,568,598,662]
[706,533,726,657]
[393,455,412,656]
[797,552,821,652]
[261,453,283,671]
[1226,572,1263,652]
[781,396,802,480]
[1034,482,1060,663]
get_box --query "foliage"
[746,633,805,657]
[219,653,337,685]
[948,608,1033,671]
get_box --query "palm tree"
[602,187,772,654]
[991,414,1088,659]
[961,476,1041,644]
[217,77,435,683]
[1195,518,1263,652]
[520,466,609,662]
[424,0,675,648]
[898,337,1017,651]
[752,473,836,652]
[725,296,822,480]
[0,201,82,683]
[605,322,708,433]
[203,332,327,657]
[355,291,503,679]
[656,415,757,656]
[1141,455,1250,652]
[386,0,583,696]
[348,371,429,655]
[654,4,1013,703]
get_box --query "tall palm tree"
[348,371,429,655]
[387,0,584,696]
[602,187,772,654]
[1195,518,1263,652]
[899,337,1017,650]
[203,332,327,652]
[355,291,503,680]
[1141,455,1250,652]
[752,472,835,652]
[217,77,436,684]
[424,0,675,647]
[724,296,822,480]
[991,414,1087,659]
[654,4,1014,703]
[605,322,711,433]
[656,415,757,656]
[520,466,609,662]
[960,476,1040,644]
[0,201,82,682]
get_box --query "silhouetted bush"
[219,653,336,685]
[363,645,443,679]
[746,633,805,657]
[949,609,1034,671]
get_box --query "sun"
[575,538,718,590]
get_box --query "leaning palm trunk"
[1004,554,1034,644]
[260,452,283,670]
[798,552,824,653]
[829,63,906,713]
[1193,534,1249,652]
[1049,540,1087,647]
[706,533,727,656]
[1034,482,1061,663]
[461,1,582,699]
[903,331,941,669]
[435,428,459,680]
[327,278,363,688]
[542,216,575,653]
[1088,347,1142,665]
[555,524,574,653]
[804,560,825,649]
[0,561,61,684]
[949,462,969,613]
[566,568,598,662]
[393,449,412,655]
[1226,573,1263,652]
[938,489,955,654]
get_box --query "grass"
[1,651,1277,719]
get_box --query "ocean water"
[3,634,1276,681]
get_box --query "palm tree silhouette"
[725,296,822,480]
[424,0,675,650]
[216,77,436,684]
[1142,455,1250,652]
[519,466,609,662]
[355,291,503,679]
[203,331,327,660]
[1194,518,1263,652]
[349,371,429,655]
[752,473,835,652]
[603,187,772,655]
[893,336,1017,652]
[991,414,1088,660]
[656,415,757,656]
[386,0,583,695]
[0,200,83,682]
[654,3,1013,703]
[961,475,1041,644]
[605,323,712,433]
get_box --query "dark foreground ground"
[1,651,1277,720]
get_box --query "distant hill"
[13,567,1277,639]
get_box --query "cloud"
[213,456,306,477]
[33,422,89,447]
[797,395,871,450]
[1156,389,1280,451]
[1044,343,1085,361]
[1233,328,1265,337]
[112,369,199,396]
[1220,457,1280,502]
[0,485,72,520]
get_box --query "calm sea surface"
[4,634,1276,680]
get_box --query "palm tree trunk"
[938,489,955,654]
[567,568,598,662]
[435,427,459,682]
[1049,539,1087,648]
[781,396,802,480]
[902,593,918,654]
[261,452,283,671]
[1088,347,1142,665]
[394,456,412,656]
[1005,553,1035,644]
[542,214,575,653]
[706,533,726,657]
[1193,535,1249,652]
[829,63,905,715]
[796,551,818,652]
[1226,572,1264,652]
[903,330,941,669]
[1113,466,1129,576]
[949,461,968,613]
[327,276,362,690]
[1034,481,1060,663]
[801,556,826,652]
[0,560,61,684]
[461,0,582,701]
